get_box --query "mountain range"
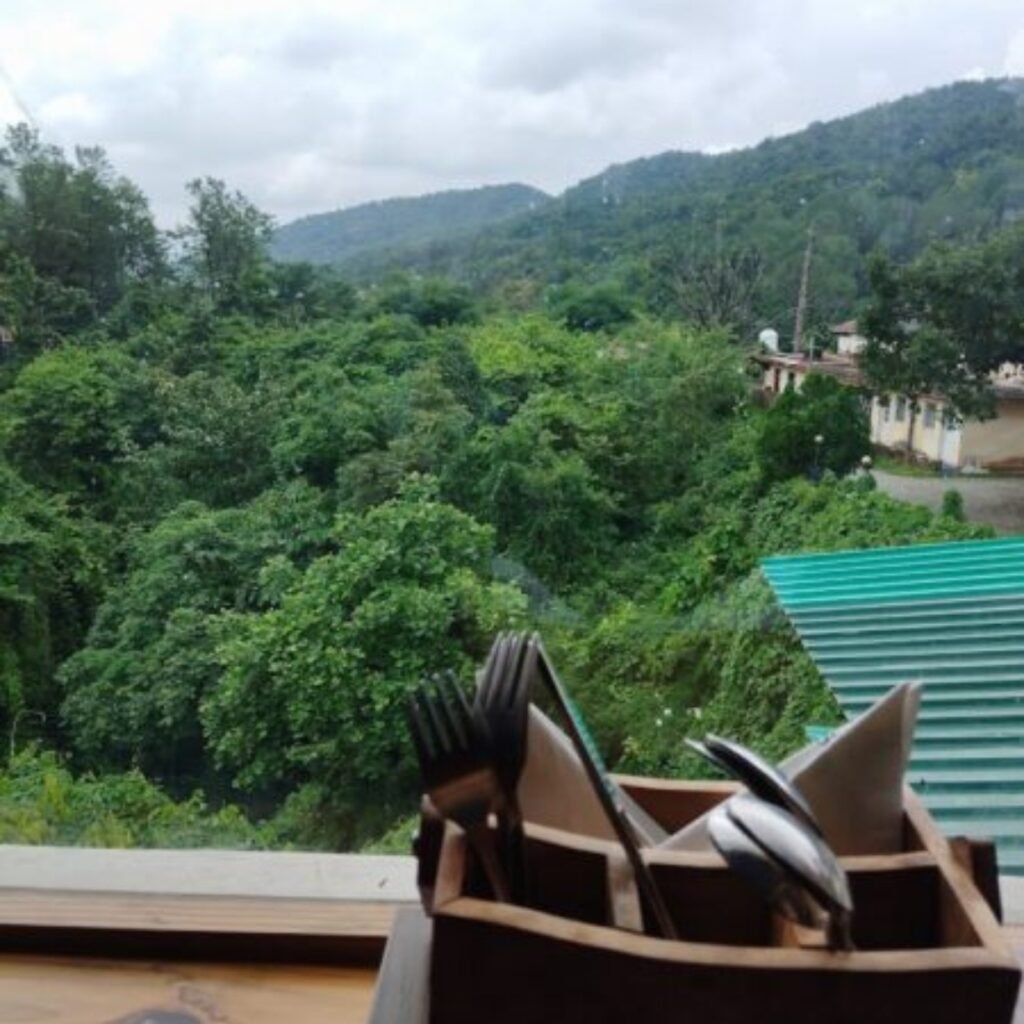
[270,183,548,266]
[272,78,1024,331]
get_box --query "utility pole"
[792,223,815,354]
[9,709,45,760]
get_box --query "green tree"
[861,228,1024,437]
[941,489,965,522]
[59,483,333,780]
[659,244,763,335]
[177,177,274,311]
[0,125,164,314]
[453,393,620,585]
[757,374,869,484]
[463,315,595,418]
[337,365,474,509]
[125,370,277,514]
[269,363,393,488]
[267,262,357,322]
[202,477,524,819]
[547,282,634,333]
[368,274,477,327]
[0,461,106,733]
[581,323,744,520]
[0,345,159,512]
[0,748,264,849]
[0,254,96,353]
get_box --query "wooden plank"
[426,785,1022,1023]
[949,836,1003,923]
[614,774,738,832]
[368,907,431,1024]
[432,905,1020,1024]
[0,889,408,964]
[905,788,1016,960]
[0,955,377,1024]
[0,918,1019,1022]
[0,846,417,902]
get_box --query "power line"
[0,57,37,129]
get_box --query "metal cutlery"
[708,802,827,931]
[475,631,534,901]
[533,633,679,939]
[407,672,512,903]
[686,734,822,836]
[722,793,854,950]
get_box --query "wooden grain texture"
[0,889,403,964]
[424,784,1022,1024]
[432,906,1020,1024]
[368,908,430,1024]
[950,835,1003,923]
[0,917,1020,1023]
[614,774,739,832]
[904,789,1014,958]
[0,955,376,1024]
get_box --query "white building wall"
[761,357,1023,469]
[761,363,810,395]
[870,395,961,466]
[960,398,1024,468]
[836,333,868,356]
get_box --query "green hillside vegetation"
[270,183,549,266]
[0,89,1007,849]
[339,79,1024,335]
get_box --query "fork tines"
[406,670,511,902]
[407,672,485,789]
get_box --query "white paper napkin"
[658,681,923,855]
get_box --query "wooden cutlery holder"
[424,778,1021,1024]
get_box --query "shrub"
[757,374,870,484]
[941,488,965,521]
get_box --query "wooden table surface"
[2,926,1023,1023]
[0,954,378,1024]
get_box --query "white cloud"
[1006,30,1024,74]
[0,0,1021,226]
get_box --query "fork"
[407,672,512,903]
[476,631,533,901]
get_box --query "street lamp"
[812,434,824,480]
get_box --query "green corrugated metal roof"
[762,537,1024,874]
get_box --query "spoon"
[687,734,822,837]
[726,794,853,950]
[708,802,826,931]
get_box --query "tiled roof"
[762,537,1024,874]
[753,351,864,386]
[830,320,859,335]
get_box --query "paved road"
[874,470,1024,535]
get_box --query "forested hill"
[0,113,999,851]
[337,79,1024,329]
[270,183,550,265]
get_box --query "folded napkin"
[518,706,667,845]
[659,681,923,856]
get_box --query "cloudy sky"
[1,0,1023,227]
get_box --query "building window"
[923,403,937,429]
[882,396,891,423]
[895,396,907,422]
[786,371,796,389]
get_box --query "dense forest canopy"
[275,79,1024,342]
[270,184,550,266]
[0,79,1012,848]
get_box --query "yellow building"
[755,323,1024,472]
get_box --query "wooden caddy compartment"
[424,777,1021,1024]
